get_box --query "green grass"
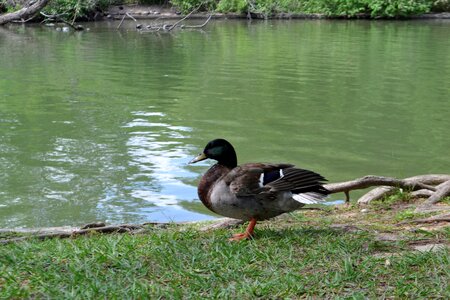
[1,205,449,298]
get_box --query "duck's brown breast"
[198,164,230,213]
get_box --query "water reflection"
[115,108,215,222]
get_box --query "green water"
[0,20,449,228]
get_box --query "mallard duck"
[190,138,329,240]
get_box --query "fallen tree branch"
[0,0,49,25]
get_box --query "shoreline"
[104,5,450,21]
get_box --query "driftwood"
[325,174,450,206]
[0,0,49,25]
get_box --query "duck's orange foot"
[228,218,257,241]
[229,232,253,241]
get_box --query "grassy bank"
[1,195,449,298]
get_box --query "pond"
[0,19,449,228]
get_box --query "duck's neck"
[217,150,237,169]
[198,164,231,212]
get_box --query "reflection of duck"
[190,139,329,241]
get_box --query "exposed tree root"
[0,223,148,245]
[396,213,450,226]
[425,180,450,205]
[325,174,450,206]
[200,218,244,231]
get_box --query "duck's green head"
[190,138,237,168]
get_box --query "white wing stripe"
[258,173,264,187]
[292,192,327,204]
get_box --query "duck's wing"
[223,163,328,202]
[222,163,290,196]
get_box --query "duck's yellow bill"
[189,152,207,164]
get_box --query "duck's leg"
[229,218,257,241]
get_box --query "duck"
[190,138,329,241]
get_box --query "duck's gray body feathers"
[198,162,328,221]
